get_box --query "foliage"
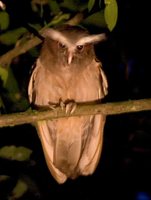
[0,27,27,45]
[0,145,32,161]
[0,0,150,199]
[0,11,9,30]
[8,179,28,200]
[0,0,118,112]
[0,0,118,45]
[104,0,118,31]
[0,0,118,198]
[0,145,34,199]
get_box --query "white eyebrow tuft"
[42,28,71,47]
[76,33,106,46]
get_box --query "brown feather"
[28,25,108,184]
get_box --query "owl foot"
[65,101,77,114]
[59,99,77,114]
[48,102,57,110]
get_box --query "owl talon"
[65,102,77,114]
[59,100,76,114]
[59,100,66,110]
[48,103,57,110]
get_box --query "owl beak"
[67,51,73,65]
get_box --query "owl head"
[39,24,106,72]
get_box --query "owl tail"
[53,130,82,178]
[36,115,106,184]
[36,120,83,183]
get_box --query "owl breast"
[31,59,103,106]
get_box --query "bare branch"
[0,98,151,128]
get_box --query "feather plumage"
[28,25,108,184]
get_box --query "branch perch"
[0,98,151,128]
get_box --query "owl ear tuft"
[42,28,59,39]
[76,33,107,46]
[42,28,70,47]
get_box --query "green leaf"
[9,179,28,199]
[0,27,27,45]
[0,65,29,111]
[48,0,60,15]
[0,66,8,86]
[0,65,20,103]
[0,145,32,161]
[60,0,77,11]
[83,11,106,28]
[104,0,118,31]
[0,66,29,112]
[88,0,95,12]
[0,175,10,182]
[0,11,9,30]
[59,0,87,12]
[46,13,70,27]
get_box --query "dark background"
[0,0,151,199]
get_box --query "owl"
[28,24,108,184]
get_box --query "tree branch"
[0,98,151,128]
[0,37,41,68]
[0,13,84,68]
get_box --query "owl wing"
[77,62,107,175]
[36,121,68,183]
[99,65,108,97]
[28,64,68,184]
[78,114,106,175]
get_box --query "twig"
[0,98,151,128]
[0,13,84,68]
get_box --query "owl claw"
[59,100,65,110]
[65,102,77,114]
[59,100,76,114]
[48,103,57,110]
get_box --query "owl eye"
[76,45,84,51]
[58,42,66,49]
